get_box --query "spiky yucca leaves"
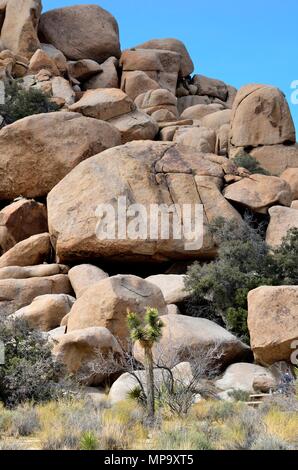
[127,308,164,348]
[127,308,164,422]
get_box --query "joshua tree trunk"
[144,345,155,421]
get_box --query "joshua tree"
[127,307,164,421]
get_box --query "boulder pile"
[0,1,297,398]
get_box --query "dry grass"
[0,395,297,450]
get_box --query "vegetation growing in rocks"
[0,81,59,125]
[233,152,270,175]
[186,218,298,341]
[0,318,70,408]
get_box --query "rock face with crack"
[67,275,168,343]
[47,140,242,263]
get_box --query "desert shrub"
[0,80,59,125]
[148,420,214,451]
[186,217,298,340]
[10,403,40,437]
[39,398,103,450]
[0,318,69,407]
[228,389,251,402]
[0,403,12,434]
[251,434,291,450]
[0,439,26,450]
[100,400,147,450]
[233,152,270,175]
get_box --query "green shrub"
[0,80,59,125]
[228,390,251,402]
[233,152,270,175]
[186,218,298,341]
[0,318,70,407]
[80,431,99,450]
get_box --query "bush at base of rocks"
[0,317,72,407]
[186,217,298,341]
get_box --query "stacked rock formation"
[0,1,297,394]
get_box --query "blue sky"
[43,0,298,132]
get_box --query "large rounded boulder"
[38,5,121,62]
[230,84,296,149]
[47,141,241,264]
[248,286,298,365]
[67,275,168,343]
[0,112,121,199]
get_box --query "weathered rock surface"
[67,59,101,82]
[248,286,298,365]
[250,144,298,176]
[134,38,194,77]
[0,0,41,58]
[51,77,75,105]
[215,363,277,393]
[266,206,298,247]
[47,141,221,263]
[108,369,171,405]
[13,294,75,331]
[0,233,51,268]
[68,264,109,298]
[0,264,68,280]
[173,127,216,153]
[200,109,231,131]
[134,313,250,368]
[108,110,159,144]
[67,275,168,342]
[193,75,228,101]
[180,103,223,121]
[69,88,135,121]
[120,49,180,95]
[83,57,119,90]
[120,70,159,101]
[39,5,121,62]
[41,43,67,73]
[145,274,188,304]
[28,48,60,75]
[281,168,298,200]
[195,176,242,224]
[223,175,292,214]
[0,199,48,253]
[0,112,121,199]
[230,85,296,149]
[53,327,123,385]
[0,274,71,317]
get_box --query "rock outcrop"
[134,313,251,368]
[13,294,75,331]
[266,206,298,247]
[0,0,41,59]
[230,85,296,151]
[0,199,48,253]
[38,5,121,62]
[248,286,298,365]
[67,275,168,343]
[53,327,124,386]
[0,274,72,317]
[0,112,121,199]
